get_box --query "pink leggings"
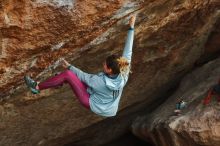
[38,70,90,109]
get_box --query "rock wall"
[0,0,126,97]
[0,0,220,146]
[132,57,220,146]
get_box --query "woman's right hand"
[61,58,70,69]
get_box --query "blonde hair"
[106,55,131,76]
[117,57,131,76]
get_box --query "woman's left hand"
[61,58,70,69]
[129,15,136,28]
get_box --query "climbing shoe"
[24,76,40,94]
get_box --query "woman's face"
[103,61,112,74]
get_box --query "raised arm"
[122,15,136,63]
[61,58,94,86]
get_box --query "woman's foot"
[24,76,40,94]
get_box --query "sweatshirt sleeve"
[122,27,134,63]
[68,65,94,86]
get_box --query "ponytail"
[117,57,131,76]
[106,55,131,76]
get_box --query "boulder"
[0,0,219,145]
[132,57,220,146]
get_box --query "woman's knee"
[63,70,75,80]
[64,70,73,75]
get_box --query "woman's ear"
[107,67,112,74]
[109,68,113,74]
[105,66,112,74]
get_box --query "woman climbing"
[203,78,220,105]
[24,15,136,117]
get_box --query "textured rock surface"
[132,57,220,146]
[0,0,220,146]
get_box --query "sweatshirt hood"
[104,74,124,90]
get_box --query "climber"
[24,15,136,117]
[203,79,220,105]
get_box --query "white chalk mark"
[35,0,75,9]
[51,42,65,51]
[112,1,140,19]
[4,13,10,25]
[30,58,38,68]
